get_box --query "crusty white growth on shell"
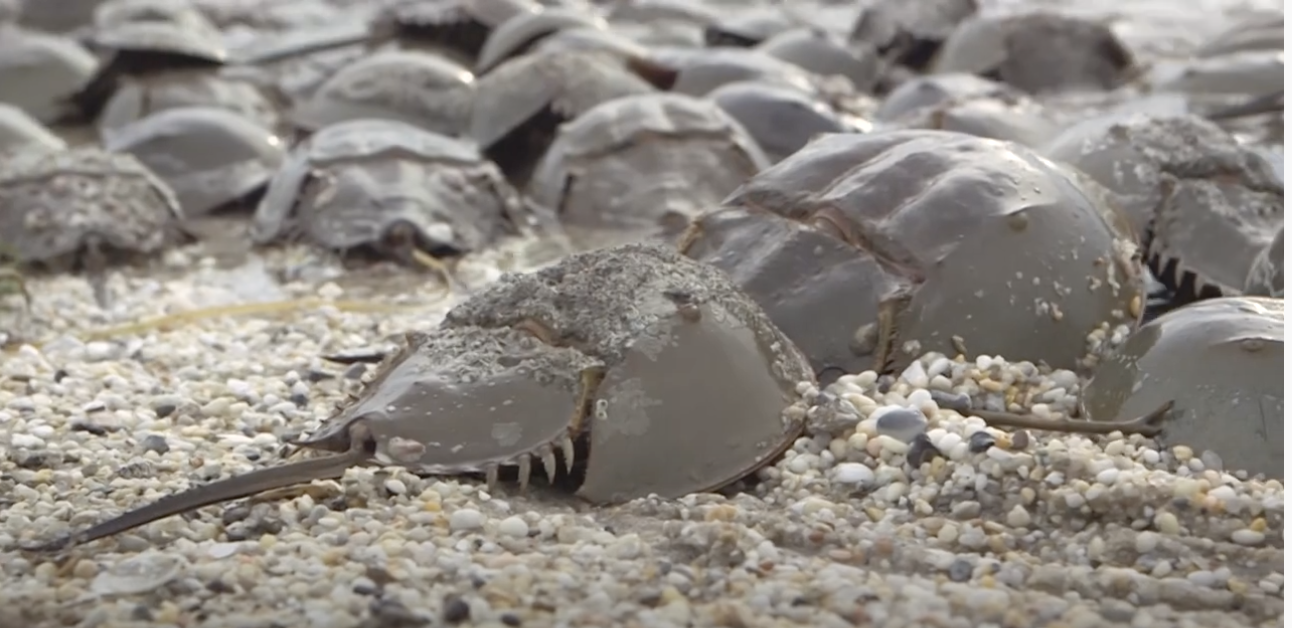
[1044,113,1284,295]
[444,243,813,386]
[0,147,183,263]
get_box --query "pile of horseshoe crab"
[0,0,1282,552]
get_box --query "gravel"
[0,241,1282,627]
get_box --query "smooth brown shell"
[684,130,1144,379]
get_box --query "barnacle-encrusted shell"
[1044,113,1284,297]
[0,147,183,263]
[442,243,815,503]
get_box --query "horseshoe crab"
[1043,113,1284,302]
[847,0,978,72]
[680,130,1144,382]
[251,119,534,282]
[874,73,1018,120]
[877,78,1057,149]
[0,103,68,153]
[70,5,229,121]
[708,81,853,164]
[931,13,1136,94]
[289,49,474,137]
[15,0,105,33]
[1195,11,1284,58]
[0,146,185,306]
[223,25,369,106]
[704,7,795,48]
[1080,297,1283,478]
[757,28,882,93]
[367,0,539,66]
[527,92,769,245]
[104,106,286,218]
[24,243,815,551]
[475,5,608,74]
[469,49,657,185]
[97,71,283,141]
[0,29,98,124]
[1244,226,1283,298]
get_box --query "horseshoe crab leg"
[408,246,469,295]
[0,267,31,309]
[83,235,111,309]
[21,424,376,553]
[957,400,1174,437]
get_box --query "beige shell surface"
[686,130,1144,378]
[0,103,68,153]
[526,92,769,236]
[1081,296,1284,478]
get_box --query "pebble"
[873,406,928,443]
[0,103,1283,628]
[449,509,485,531]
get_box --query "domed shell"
[91,9,227,63]
[684,130,1144,379]
[708,81,851,163]
[663,47,819,97]
[104,106,287,218]
[290,50,475,136]
[704,8,795,48]
[931,12,1135,94]
[252,118,525,256]
[1195,11,1283,58]
[874,73,1015,121]
[0,30,98,123]
[369,0,539,64]
[475,6,608,74]
[848,0,978,70]
[0,147,184,263]
[757,28,881,93]
[527,92,770,237]
[98,72,282,140]
[1081,296,1283,478]
[1044,113,1284,297]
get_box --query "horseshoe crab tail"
[22,429,374,552]
[964,400,1175,437]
